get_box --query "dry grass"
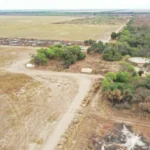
[0,45,36,66]
[0,70,78,150]
[0,16,122,41]
[0,72,32,94]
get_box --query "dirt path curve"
[3,57,103,150]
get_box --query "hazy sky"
[0,0,150,10]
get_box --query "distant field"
[0,16,124,41]
[132,14,150,26]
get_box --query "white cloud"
[0,0,150,10]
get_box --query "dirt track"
[2,56,103,150]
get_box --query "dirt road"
[3,57,103,150]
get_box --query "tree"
[111,32,118,40]
[138,70,144,76]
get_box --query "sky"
[0,0,150,10]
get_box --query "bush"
[32,44,86,67]
[103,48,122,61]
[115,72,130,83]
[45,49,55,59]
[87,41,105,54]
[32,53,48,66]
[102,71,139,106]
[84,39,96,46]
[120,62,137,77]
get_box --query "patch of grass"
[0,72,32,95]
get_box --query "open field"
[0,16,125,41]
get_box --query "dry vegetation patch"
[0,72,32,94]
[0,45,36,67]
[0,71,78,150]
[53,16,129,25]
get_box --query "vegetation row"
[32,44,86,68]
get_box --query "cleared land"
[0,16,126,41]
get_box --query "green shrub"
[78,52,86,60]
[84,39,96,46]
[32,53,48,66]
[32,44,86,67]
[111,32,118,40]
[45,48,55,59]
[103,48,122,61]
[115,72,130,83]
[87,41,105,54]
